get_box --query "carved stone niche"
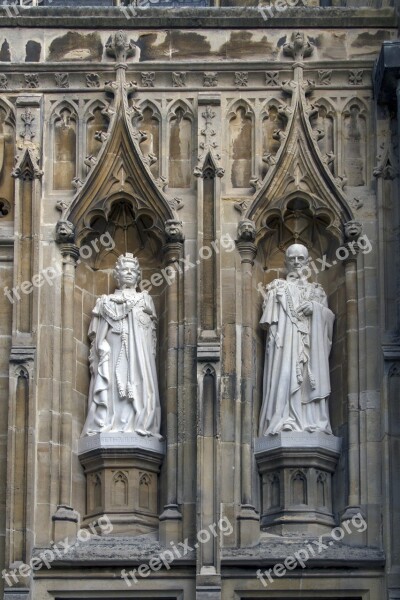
[78,433,165,536]
[255,432,341,535]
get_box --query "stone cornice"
[0,7,396,29]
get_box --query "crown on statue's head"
[115,253,140,272]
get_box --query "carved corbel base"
[78,433,165,536]
[255,432,341,536]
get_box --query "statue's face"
[116,261,140,289]
[285,244,309,275]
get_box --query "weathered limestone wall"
[0,5,398,600]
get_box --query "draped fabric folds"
[259,278,335,436]
[82,289,161,438]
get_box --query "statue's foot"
[135,429,149,436]
[282,423,295,431]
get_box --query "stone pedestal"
[255,432,341,536]
[78,433,165,536]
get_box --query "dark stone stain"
[48,31,103,62]
[170,31,213,60]
[351,30,390,48]
[137,31,216,61]
[135,33,170,62]
[0,40,11,62]
[277,35,286,48]
[222,31,275,59]
[308,35,321,49]
[321,33,346,60]
[25,41,41,63]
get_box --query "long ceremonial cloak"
[82,289,161,436]
[259,277,335,436]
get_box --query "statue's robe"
[259,277,335,436]
[82,288,161,437]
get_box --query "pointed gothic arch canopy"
[245,64,355,248]
[61,64,175,247]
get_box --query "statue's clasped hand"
[298,301,313,316]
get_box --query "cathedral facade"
[0,1,399,598]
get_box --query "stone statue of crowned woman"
[81,253,162,438]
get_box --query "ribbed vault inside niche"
[78,196,161,270]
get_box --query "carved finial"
[195,105,224,178]
[281,80,297,95]
[250,177,261,192]
[168,197,184,212]
[106,31,136,64]
[165,219,184,243]
[20,108,35,143]
[234,199,251,215]
[156,176,168,192]
[283,32,314,61]
[262,153,277,168]
[56,199,71,220]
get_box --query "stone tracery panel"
[0,102,15,217]
[86,101,109,159]
[228,102,253,189]
[261,99,287,176]
[342,99,367,187]
[138,102,161,179]
[311,99,336,173]
[52,104,77,190]
[168,102,193,188]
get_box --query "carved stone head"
[293,31,305,48]
[56,220,75,244]
[165,219,184,243]
[238,219,256,242]
[113,253,141,289]
[344,220,362,241]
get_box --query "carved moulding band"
[78,431,166,458]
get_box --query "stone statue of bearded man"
[81,253,161,438]
[259,243,335,436]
